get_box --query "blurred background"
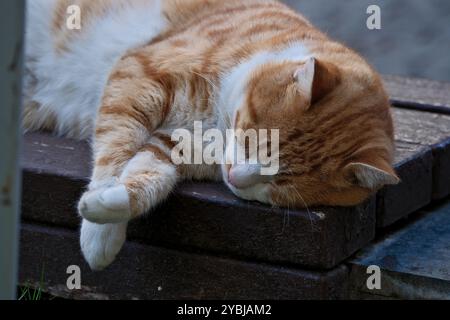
[282,0,450,82]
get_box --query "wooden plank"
[377,107,450,227]
[384,75,450,115]
[376,140,432,228]
[19,223,349,300]
[349,199,450,299]
[21,132,375,269]
[393,108,450,200]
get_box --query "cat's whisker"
[288,183,314,232]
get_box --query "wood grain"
[19,223,349,299]
[384,76,450,114]
[377,107,450,227]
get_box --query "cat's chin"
[225,182,272,205]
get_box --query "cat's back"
[22,0,295,138]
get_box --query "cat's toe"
[80,220,127,271]
[78,185,131,224]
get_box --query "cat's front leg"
[79,144,178,270]
[77,68,176,269]
[78,69,174,223]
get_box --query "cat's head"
[223,57,399,208]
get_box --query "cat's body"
[24,0,399,270]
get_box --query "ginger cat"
[24,0,399,270]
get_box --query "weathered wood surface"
[19,223,349,300]
[377,76,450,227]
[393,108,450,201]
[349,199,450,299]
[377,107,450,227]
[21,132,375,270]
[378,139,433,228]
[384,76,450,115]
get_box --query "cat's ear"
[294,57,341,105]
[344,160,400,190]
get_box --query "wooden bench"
[19,76,450,299]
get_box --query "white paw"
[80,219,127,271]
[78,184,131,224]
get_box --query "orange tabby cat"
[24,0,399,270]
